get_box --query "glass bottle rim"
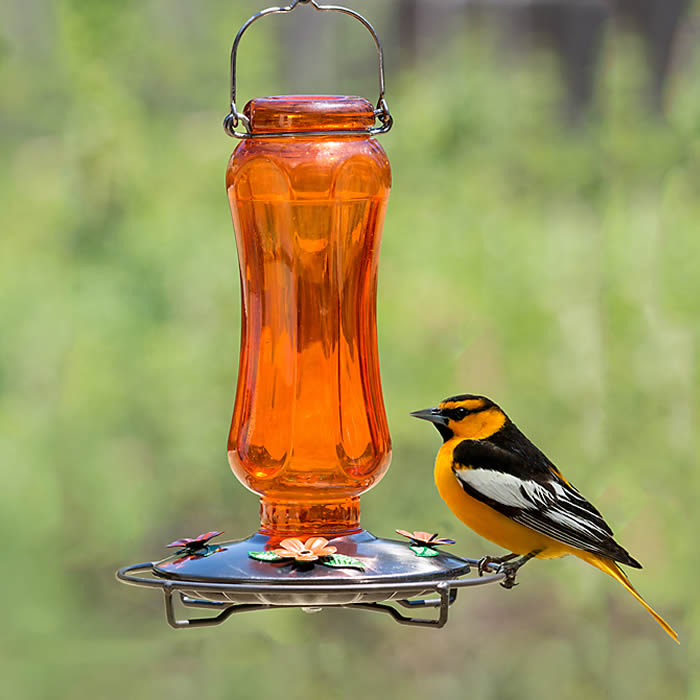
[243,95,375,135]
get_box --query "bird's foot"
[477,553,518,577]
[497,549,542,590]
[499,564,520,589]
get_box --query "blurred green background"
[1,0,698,698]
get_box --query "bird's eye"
[454,407,467,419]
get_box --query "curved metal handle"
[223,0,393,138]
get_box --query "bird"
[411,393,678,643]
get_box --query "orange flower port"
[274,537,337,563]
[395,530,457,547]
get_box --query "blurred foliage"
[1,1,698,699]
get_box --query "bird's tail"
[579,552,678,643]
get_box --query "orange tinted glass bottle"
[226,96,392,537]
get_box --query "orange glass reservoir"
[226,95,392,537]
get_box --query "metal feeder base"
[117,530,506,629]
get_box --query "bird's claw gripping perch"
[477,553,518,577]
[496,550,542,590]
[477,550,541,589]
[499,564,520,589]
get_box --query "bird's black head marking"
[411,394,505,441]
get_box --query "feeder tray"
[118,531,506,628]
[117,0,513,630]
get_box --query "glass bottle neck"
[259,497,361,537]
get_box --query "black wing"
[451,438,641,568]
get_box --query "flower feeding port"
[116,0,505,629]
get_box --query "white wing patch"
[454,468,610,540]
[455,468,547,509]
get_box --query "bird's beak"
[410,407,449,426]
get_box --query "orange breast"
[434,440,575,560]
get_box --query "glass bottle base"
[259,497,361,538]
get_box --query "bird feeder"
[117,0,505,629]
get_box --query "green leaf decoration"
[248,550,284,562]
[409,545,439,558]
[322,554,365,570]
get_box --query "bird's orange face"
[411,395,507,441]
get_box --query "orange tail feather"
[579,552,678,643]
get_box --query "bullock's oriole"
[412,393,678,642]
